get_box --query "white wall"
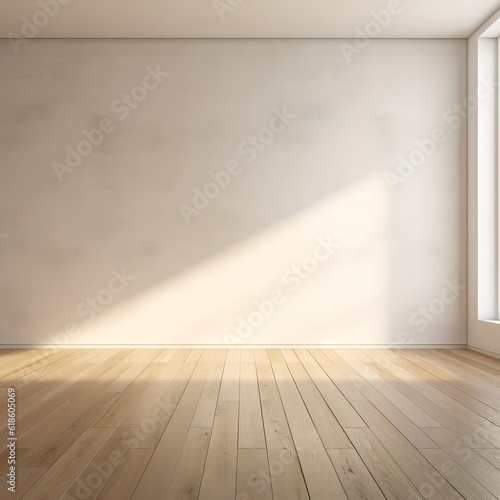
[468,8,500,357]
[0,39,467,346]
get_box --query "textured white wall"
[0,39,467,345]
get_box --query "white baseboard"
[467,344,500,360]
[0,343,468,349]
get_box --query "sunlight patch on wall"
[70,174,391,345]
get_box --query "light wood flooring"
[0,348,499,499]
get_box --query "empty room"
[1,0,500,499]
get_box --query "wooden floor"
[1,348,500,500]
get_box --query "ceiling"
[0,0,499,39]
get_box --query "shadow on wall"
[0,39,466,345]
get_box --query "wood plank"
[345,427,425,500]
[0,448,45,498]
[92,361,165,428]
[268,349,348,500]
[0,350,95,416]
[0,348,77,379]
[23,351,129,405]
[89,349,149,386]
[0,353,122,440]
[328,448,385,500]
[399,350,500,411]
[0,349,88,389]
[349,401,463,500]
[152,348,177,363]
[423,427,500,497]
[0,349,38,370]
[295,349,365,427]
[218,348,241,403]
[8,349,99,404]
[237,449,273,500]
[11,467,48,499]
[424,349,500,386]
[131,350,212,499]
[476,449,500,470]
[62,428,133,500]
[369,349,500,448]
[103,349,161,393]
[318,349,438,449]
[119,349,191,428]
[254,349,310,500]
[439,350,500,376]
[89,349,124,364]
[450,349,500,371]
[241,349,255,364]
[239,351,266,448]
[191,349,226,428]
[198,401,238,500]
[109,427,157,450]
[360,349,500,448]
[421,448,497,500]
[2,348,498,500]
[19,390,119,468]
[163,427,212,500]
[340,349,440,427]
[377,349,500,423]
[21,427,115,500]
[282,349,351,449]
[130,407,192,499]
[97,449,152,500]
[131,349,204,448]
